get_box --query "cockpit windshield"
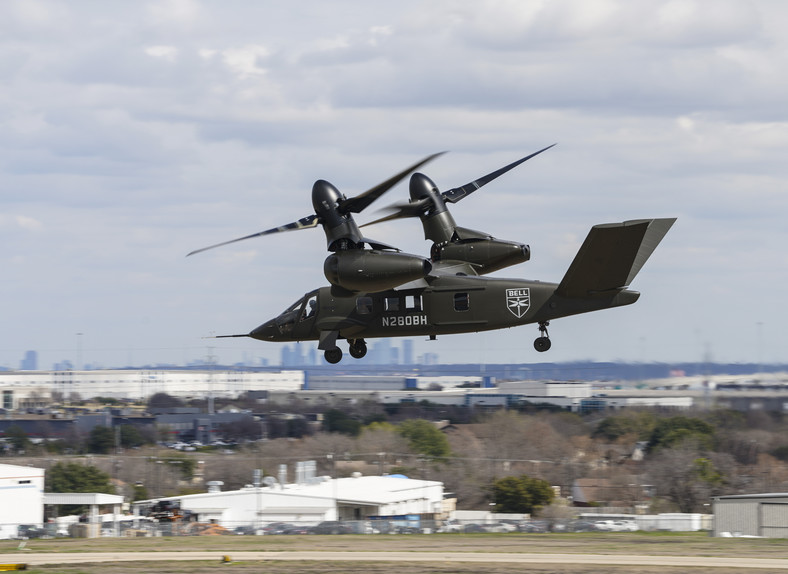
[275,291,318,335]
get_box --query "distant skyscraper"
[20,350,38,371]
[371,339,391,365]
[402,340,414,365]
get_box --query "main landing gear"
[349,339,367,359]
[324,339,368,364]
[324,347,342,364]
[533,321,551,352]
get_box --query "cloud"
[2,0,788,369]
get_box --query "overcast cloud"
[2,0,787,369]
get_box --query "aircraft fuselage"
[249,274,640,345]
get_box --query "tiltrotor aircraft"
[188,147,675,364]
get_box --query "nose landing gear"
[534,321,551,352]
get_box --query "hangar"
[133,468,446,530]
[713,493,788,537]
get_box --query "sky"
[2,0,788,370]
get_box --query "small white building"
[134,473,444,529]
[0,463,45,539]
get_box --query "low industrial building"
[133,463,446,530]
[268,380,692,413]
[713,493,788,537]
[0,369,303,407]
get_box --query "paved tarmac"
[3,551,788,569]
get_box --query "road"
[3,550,788,569]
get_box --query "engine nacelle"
[323,250,432,293]
[436,238,530,274]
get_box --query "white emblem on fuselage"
[506,288,530,318]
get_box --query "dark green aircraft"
[188,148,675,364]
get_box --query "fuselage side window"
[385,297,400,312]
[356,296,373,315]
[405,294,421,311]
[454,292,469,312]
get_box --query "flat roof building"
[133,471,445,530]
[713,493,788,538]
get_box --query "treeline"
[7,398,788,514]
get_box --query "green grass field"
[1,532,785,574]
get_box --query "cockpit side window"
[301,294,318,321]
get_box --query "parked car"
[483,522,517,533]
[612,520,638,532]
[310,521,354,535]
[17,524,46,539]
[262,522,298,535]
[568,520,598,532]
[518,520,549,533]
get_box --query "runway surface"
[3,550,788,569]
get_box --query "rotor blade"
[186,214,319,256]
[360,198,431,228]
[441,143,556,204]
[341,152,445,214]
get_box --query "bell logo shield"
[506,288,530,318]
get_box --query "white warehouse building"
[0,369,304,408]
[0,463,45,539]
[134,472,445,529]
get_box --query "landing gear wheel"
[534,321,551,352]
[349,339,367,359]
[324,347,343,364]
[534,336,552,352]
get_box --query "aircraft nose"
[249,320,278,341]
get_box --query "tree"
[46,461,115,516]
[87,425,115,454]
[647,416,715,452]
[323,409,362,436]
[147,392,184,411]
[119,424,147,448]
[47,462,114,494]
[4,424,31,454]
[397,419,451,459]
[645,447,730,513]
[158,454,197,481]
[592,412,655,442]
[491,474,554,514]
[131,483,149,502]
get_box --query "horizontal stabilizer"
[556,218,676,298]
